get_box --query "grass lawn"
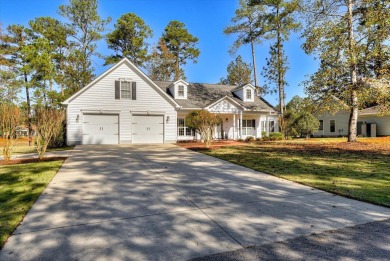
[188,138,390,207]
[0,137,74,155]
[0,160,64,247]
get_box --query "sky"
[0,0,319,106]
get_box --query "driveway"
[1,144,389,260]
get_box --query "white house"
[314,106,390,137]
[63,58,279,145]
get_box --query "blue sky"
[0,0,319,106]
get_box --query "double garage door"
[82,114,164,144]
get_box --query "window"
[261,121,266,132]
[319,120,324,131]
[241,119,255,136]
[269,121,275,132]
[330,120,335,133]
[178,85,185,97]
[177,118,194,136]
[121,81,132,99]
[246,89,252,100]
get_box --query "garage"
[132,115,164,143]
[83,114,119,144]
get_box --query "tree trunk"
[175,54,180,81]
[347,0,358,142]
[250,40,258,95]
[276,6,284,115]
[24,73,32,147]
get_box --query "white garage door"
[83,114,119,144]
[132,115,164,144]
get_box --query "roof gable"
[63,58,180,108]
[206,96,246,113]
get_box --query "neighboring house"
[62,58,279,145]
[314,106,390,137]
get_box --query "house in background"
[314,106,390,137]
[62,58,279,145]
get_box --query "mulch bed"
[0,157,67,166]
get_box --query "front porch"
[176,111,279,141]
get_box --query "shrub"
[245,136,255,142]
[262,136,270,141]
[269,132,284,141]
[261,131,267,138]
[256,137,262,141]
[238,138,244,142]
[186,110,222,148]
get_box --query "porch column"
[233,114,236,139]
[266,115,269,136]
[239,112,243,139]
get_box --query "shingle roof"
[154,81,278,112]
[359,106,379,115]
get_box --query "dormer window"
[246,89,252,100]
[178,85,185,97]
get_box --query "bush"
[262,136,270,141]
[261,131,267,138]
[245,136,255,142]
[256,137,262,141]
[287,136,293,140]
[238,138,244,142]
[269,132,284,141]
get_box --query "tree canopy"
[220,55,253,86]
[161,20,200,80]
[105,13,153,67]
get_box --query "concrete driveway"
[1,144,389,260]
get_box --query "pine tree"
[105,13,153,67]
[250,0,301,115]
[220,55,253,86]
[58,0,111,92]
[224,0,264,91]
[301,0,390,142]
[161,21,200,80]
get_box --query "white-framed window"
[178,85,185,97]
[178,118,194,136]
[241,119,255,136]
[319,120,324,131]
[269,121,275,132]
[330,120,335,133]
[121,81,132,99]
[246,89,252,100]
[261,121,266,132]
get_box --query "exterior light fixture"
[166,116,170,123]
[76,115,79,123]
[226,118,228,122]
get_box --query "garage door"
[83,114,119,144]
[132,115,164,143]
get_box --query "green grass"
[0,160,64,247]
[202,144,390,207]
[10,145,74,155]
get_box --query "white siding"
[66,62,177,145]
[359,115,390,136]
[169,81,188,100]
[314,111,349,137]
[233,85,255,102]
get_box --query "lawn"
[0,137,74,155]
[183,137,390,207]
[0,159,65,248]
